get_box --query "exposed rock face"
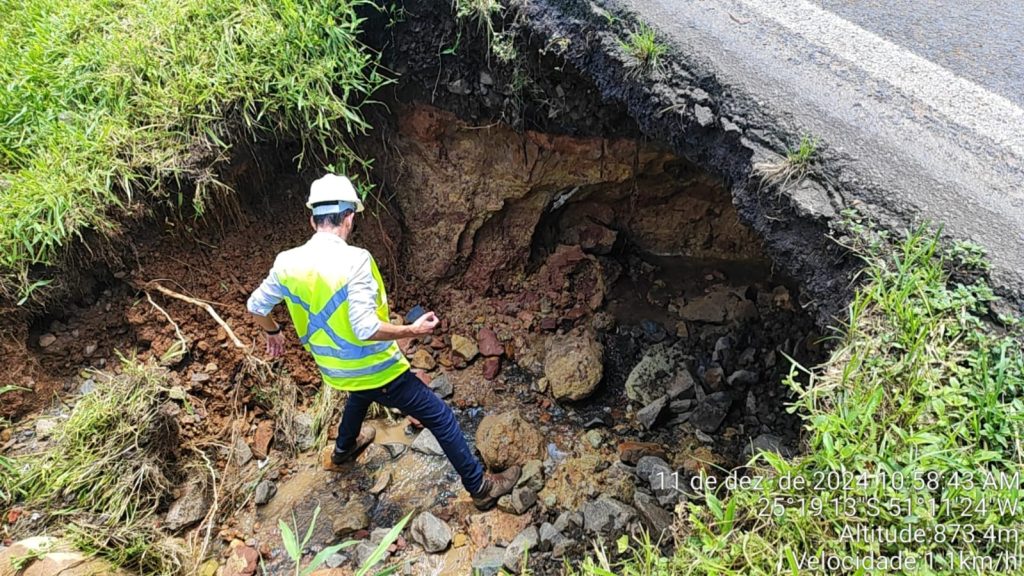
[476,410,543,469]
[544,328,604,401]
[385,104,760,292]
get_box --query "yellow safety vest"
[277,256,408,391]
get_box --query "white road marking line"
[739,0,1024,159]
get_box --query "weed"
[492,31,520,64]
[568,530,671,576]
[950,239,991,272]
[279,504,410,575]
[0,0,386,303]
[619,23,667,76]
[754,135,818,191]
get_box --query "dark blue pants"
[335,369,485,494]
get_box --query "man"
[247,174,519,510]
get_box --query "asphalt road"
[617,0,1024,300]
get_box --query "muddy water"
[253,420,468,574]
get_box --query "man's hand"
[409,311,440,336]
[266,332,286,357]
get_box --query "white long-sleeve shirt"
[247,232,383,340]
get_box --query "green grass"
[0,0,385,305]
[786,135,818,165]
[9,360,189,574]
[619,23,667,76]
[0,386,20,504]
[571,226,1024,575]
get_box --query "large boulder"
[544,328,604,401]
[476,410,543,469]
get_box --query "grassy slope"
[573,227,1024,575]
[0,0,383,304]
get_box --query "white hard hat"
[306,174,364,214]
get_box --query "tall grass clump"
[572,226,1024,575]
[9,360,189,573]
[0,0,385,305]
[754,135,818,192]
[619,23,667,76]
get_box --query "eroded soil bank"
[2,3,838,575]
[2,100,822,575]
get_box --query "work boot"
[324,425,376,470]
[471,465,522,511]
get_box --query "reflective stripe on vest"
[277,258,408,391]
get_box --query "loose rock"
[703,365,725,391]
[165,482,211,531]
[430,373,453,398]
[582,497,637,535]
[617,441,667,466]
[232,437,253,467]
[38,333,57,348]
[727,370,759,387]
[292,413,315,452]
[476,410,543,469]
[503,525,539,572]
[636,395,668,430]
[482,356,501,380]
[34,418,58,439]
[333,495,371,537]
[251,420,274,459]
[410,429,445,456]
[498,487,537,515]
[743,433,796,459]
[625,344,689,405]
[410,348,436,370]
[517,459,545,492]
[690,392,733,433]
[253,479,276,506]
[451,334,479,361]
[634,492,674,539]
[223,541,259,576]
[477,327,503,357]
[410,511,452,553]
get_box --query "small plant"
[279,505,410,576]
[950,239,991,272]
[754,135,818,191]
[786,135,817,165]
[619,23,667,76]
